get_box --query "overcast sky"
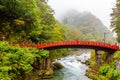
[48,0,115,28]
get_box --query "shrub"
[0,41,49,79]
[99,64,110,75]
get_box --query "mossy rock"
[44,68,54,76]
[53,62,64,69]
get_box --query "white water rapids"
[45,51,92,80]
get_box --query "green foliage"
[97,75,109,80]
[0,0,60,43]
[87,50,120,80]
[99,64,110,75]
[38,49,49,59]
[49,49,70,61]
[0,0,43,42]
[0,41,49,80]
[114,51,120,59]
[98,64,120,80]
[0,0,67,67]
[111,0,120,42]
[89,50,96,67]
[106,69,120,79]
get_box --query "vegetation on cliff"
[86,50,120,80]
[0,41,49,80]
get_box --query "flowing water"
[45,51,92,80]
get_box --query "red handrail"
[9,40,120,51]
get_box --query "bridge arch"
[38,40,120,53]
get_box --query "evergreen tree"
[111,0,120,42]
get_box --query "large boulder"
[53,62,64,69]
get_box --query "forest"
[0,0,120,80]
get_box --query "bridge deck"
[37,40,120,52]
[9,40,120,53]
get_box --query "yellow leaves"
[53,27,63,41]
[53,27,61,35]
[13,19,25,26]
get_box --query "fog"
[48,0,115,28]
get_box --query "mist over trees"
[59,10,115,42]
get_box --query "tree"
[0,0,42,42]
[111,0,120,42]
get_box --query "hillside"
[59,10,114,42]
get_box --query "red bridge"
[10,40,120,53]
[37,40,120,53]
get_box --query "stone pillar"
[95,50,102,65]
[45,57,51,70]
[106,53,114,64]
[116,59,120,70]
[44,51,51,70]
[42,59,46,70]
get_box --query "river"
[45,51,92,80]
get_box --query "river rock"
[44,68,54,76]
[53,62,64,69]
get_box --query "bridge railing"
[37,40,120,50]
[8,40,120,51]
[9,42,37,48]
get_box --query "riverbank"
[44,51,92,80]
[85,50,120,80]
[19,49,92,80]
